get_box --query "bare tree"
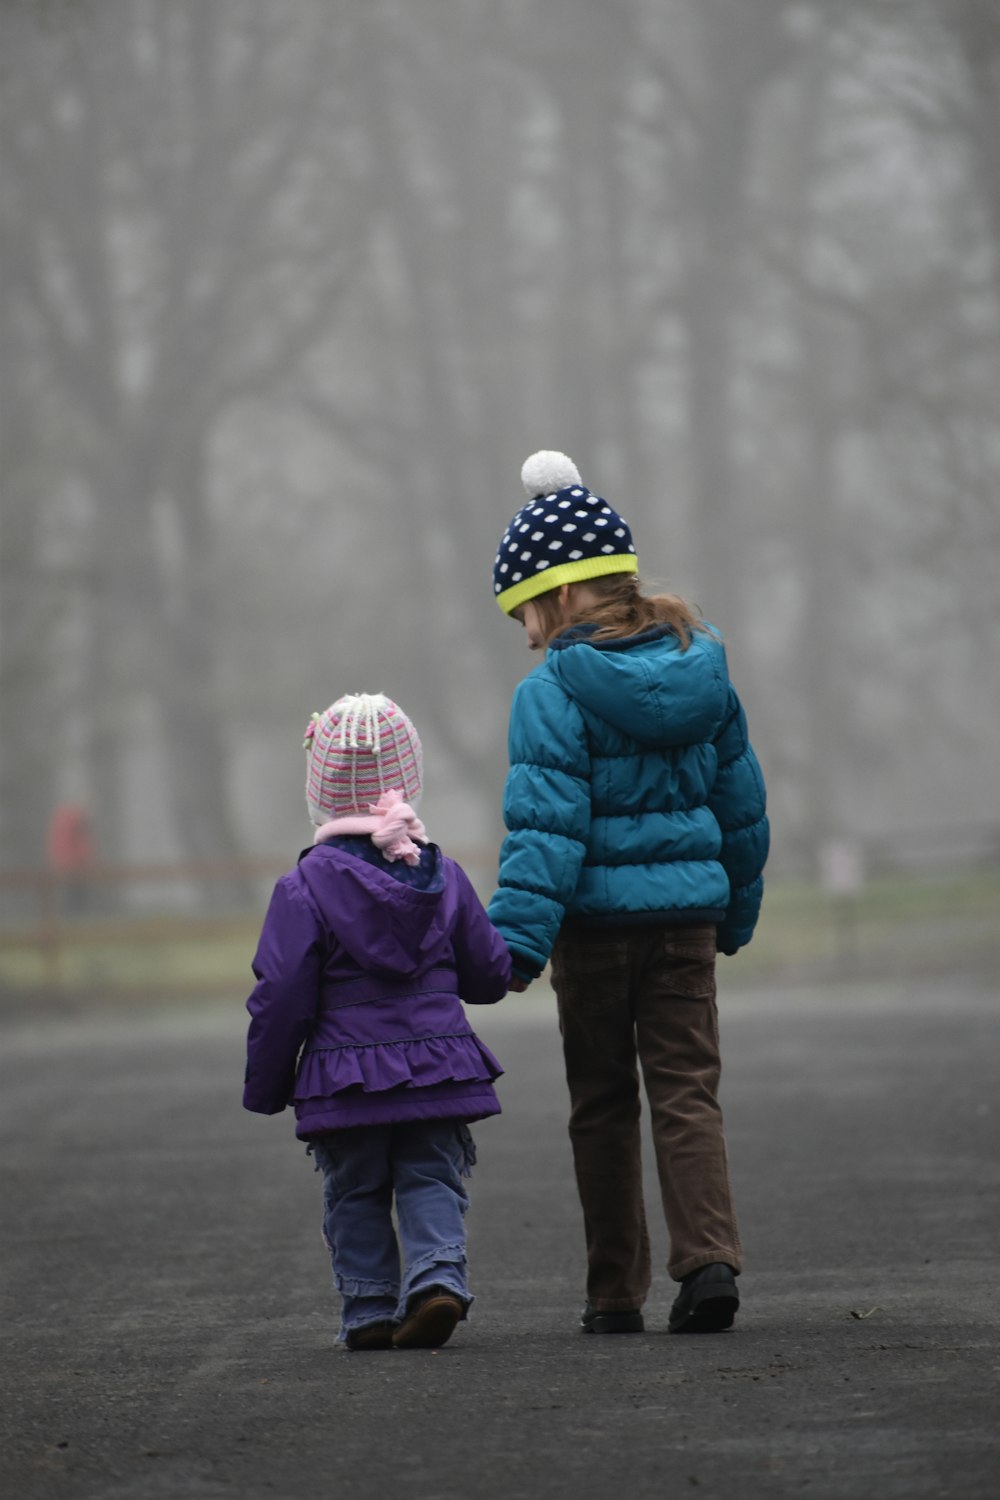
[4,0,999,877]
[2,0,364,862]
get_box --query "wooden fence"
[1,836,997,999]
[0,852,492,996]
[0,859,288,992]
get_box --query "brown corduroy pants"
[550,921,742,1311]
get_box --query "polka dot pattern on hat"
[493,452,638,615]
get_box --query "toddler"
[244,693,510,1349]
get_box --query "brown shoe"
[392,1288,465,1349]
[345,1319,396,1351]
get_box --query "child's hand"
[507,976,530,993]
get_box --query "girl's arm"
[243,877,323,1114]
[487,673,592,978]
[708,686,769,954]
[448,862,512,1003]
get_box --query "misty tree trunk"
[83,431,159,867]
[794,317,848,870]
[81,417,244,872]
[545,1,638,486]
[683,225,741,629]
[151,439,244,870]
[779,28,844,869]
[950,3,1000,301]
[678,2,792,638]
[0,346,56,868]
[351,7,513,801]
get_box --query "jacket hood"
[295,842,460,978]
[547,624,729,746]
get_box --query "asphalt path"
[1,973,998,1500]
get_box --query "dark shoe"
[668,1263,739,1333]
[344,1319,396,1351]
[392,1288,465,1349]
[581,1303,645,1334]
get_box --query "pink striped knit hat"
[304,693,423,827]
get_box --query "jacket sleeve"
[487,671,592,978]
[708,686,769,955]
[448,862,512,1004]
[243,876,323,1115]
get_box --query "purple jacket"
[243,837,510,1136]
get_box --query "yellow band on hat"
[495,553,639,615]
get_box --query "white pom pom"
[521,450,582,498]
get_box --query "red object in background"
[47,803,94,874]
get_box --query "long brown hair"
[530,574,707,649]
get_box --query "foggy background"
[3,0,1000,889]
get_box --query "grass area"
[737,866,1000,976]
[0,914,260,997]
[1,868,997,1001]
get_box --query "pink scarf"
[312,788,428,866]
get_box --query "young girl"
[243,693,510,1351]
[488,451,769,1335]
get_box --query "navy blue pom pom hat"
[493,451,638,615]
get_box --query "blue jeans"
[309,1119,476,1341]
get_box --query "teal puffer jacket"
[487,623,769,977]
